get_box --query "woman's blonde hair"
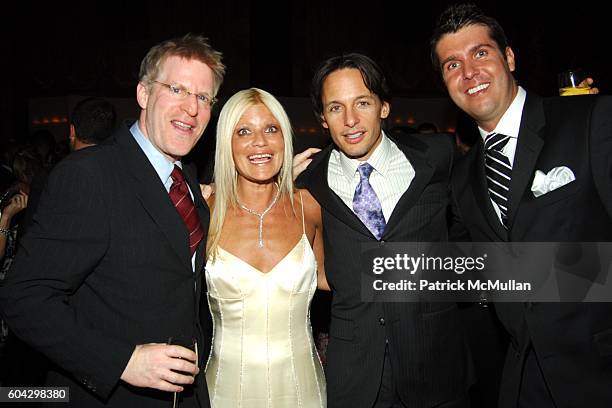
[207,88,295,257]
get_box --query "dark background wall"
[2,0,610,144]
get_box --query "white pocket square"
[531,166,575,197]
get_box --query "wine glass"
[558,68,591,96]
[167,336,198,408]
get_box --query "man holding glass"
[431,4,612,408]
[0,34,225,407]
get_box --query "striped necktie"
[169,165,204,256]
[484,133,512,228]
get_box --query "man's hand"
[580,78,599,94]
[120,343,199,392]
[293,148,322,180]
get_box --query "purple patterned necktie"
[353,162,386,240]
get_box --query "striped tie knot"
[485,132,511,151]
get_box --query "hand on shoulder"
[200,183,215,204]
[293,148,322,180]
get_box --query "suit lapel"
[304,145,374,237]
[117,126,192,271]
[383,141,434,237]
[506,94,545,230]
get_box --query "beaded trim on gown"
[205,195,326,407]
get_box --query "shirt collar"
[478,86,527,141]
[336,131,391,180]
[130,121,182,186]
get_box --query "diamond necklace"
[236,183,281,248]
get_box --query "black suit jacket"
[451,93,612,408]
[0,123,211,407]
[299,134,474,408]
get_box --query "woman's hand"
[293,148,322,181]
[200,183,215,200]
[3,191,28,219]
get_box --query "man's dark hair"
[71,97,117,144]
[429,3,509,73]
[416,122,439,134]
[310,53,391,121]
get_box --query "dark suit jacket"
[0,123,211,407]
[299,134,474,408]
[451,93,612,408]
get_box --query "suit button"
[379,317,385,326]
[380,240,385,246]
[478,291,489,308]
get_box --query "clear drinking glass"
[167,336,198,408]
[558,68,591,96]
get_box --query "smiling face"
[320,68,390,161]
[435,24,517,132]
[136,55,215,161]
[232,103,285,185]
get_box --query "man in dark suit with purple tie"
[297,53,473,408]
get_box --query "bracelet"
[0,227,10,236]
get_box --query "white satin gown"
[205,195,326,407]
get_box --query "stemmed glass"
[167,336,198,408]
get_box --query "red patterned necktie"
[169,165,204,256]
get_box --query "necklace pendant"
[258,218,264,248]
[237,183,280,250]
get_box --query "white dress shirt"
[478,86,527,224]
[131,121,197,270]
[328,132,415,222]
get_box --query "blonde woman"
[204,88,328,407]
